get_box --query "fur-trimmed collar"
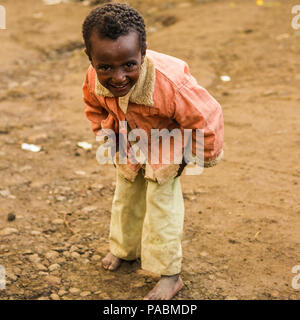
[95,55,155,114]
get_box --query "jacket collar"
[95,55,155,113]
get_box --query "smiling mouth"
[110,83,130,90]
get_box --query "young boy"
[82,3,224,300]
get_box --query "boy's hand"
[175,158,188,178]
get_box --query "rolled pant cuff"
[110,244,140,261]
[141,262,182,276]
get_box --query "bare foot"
[102,252,122,271]
[143,274,183,300]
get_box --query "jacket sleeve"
[172,74,224,167]
[83,68,117,136]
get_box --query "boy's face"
[89,30,146,98]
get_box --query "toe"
[144,290,154,300]
[144,287,161,300]
[108,264,115,270]
[107,257,121,270]
[102,257,109,266]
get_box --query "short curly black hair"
[82,3,147,59]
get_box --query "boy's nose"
[111,69,127,84]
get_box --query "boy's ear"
[141,42,147,64]
[84,48,92,63]
[143,42,148,56]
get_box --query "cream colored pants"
[109,168,185,276]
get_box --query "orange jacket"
[83,49,224,184]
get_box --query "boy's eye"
[99,65,110,72]
[125,62,136,69]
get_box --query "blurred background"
[0,0,299,300]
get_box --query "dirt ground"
[0,0,299,300]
